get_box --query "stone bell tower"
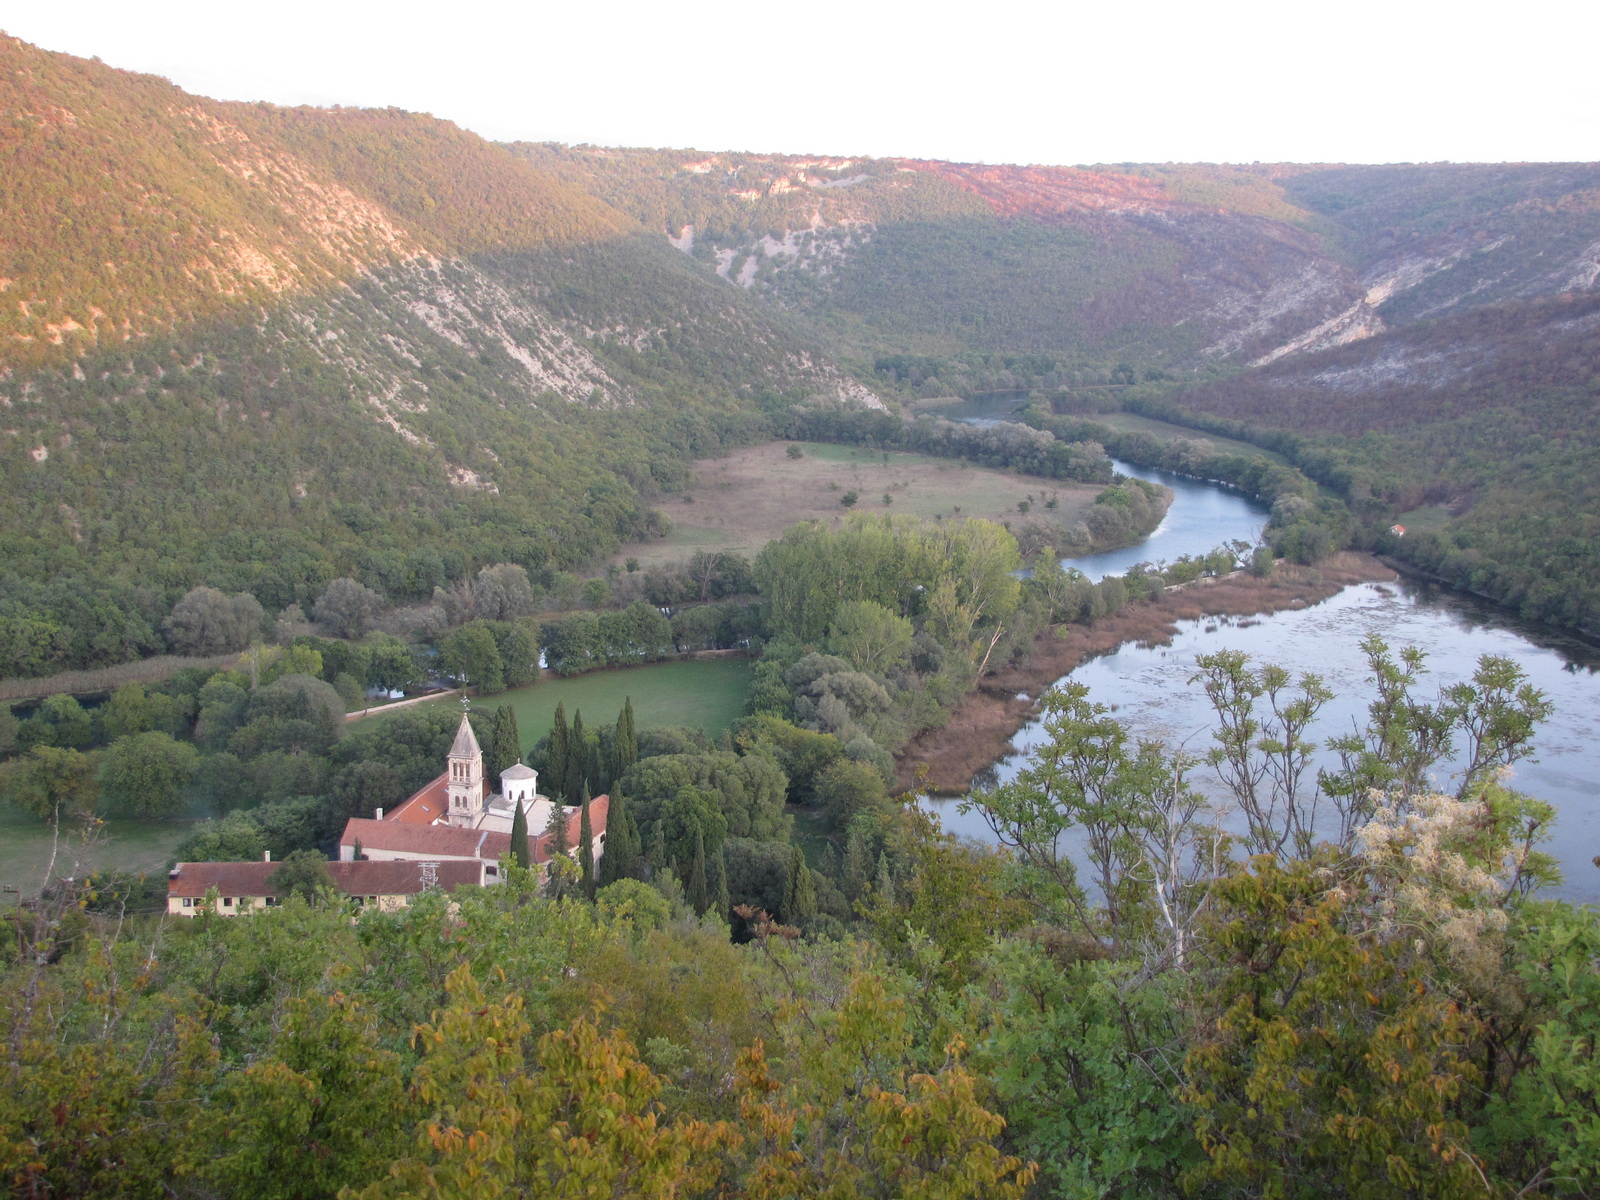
[446,711,484,828]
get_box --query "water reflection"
[922,580,1600,903]
[1065,459,1269,582]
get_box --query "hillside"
[512,145,1368,367]
[0,35,877,679]
[1160,291,1600,629]
[514,146,1600,380]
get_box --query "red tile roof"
[387,774,451,824]
[341,818,511,861]
[167,859,483,899]
[342,794,610,866]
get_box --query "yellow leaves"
[355,963,740,1200]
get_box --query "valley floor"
[613,440,1105,568]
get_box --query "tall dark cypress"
[578,786,595,900]
[614,697,637,780]
[709,843,730,919]
[545,702,569,801]
[491,705,521,791]
[547,798,570,859]
[783,846,817,926]
[687,827,709,916]
[510,799,531,870]
[568,710,587,805]
[648,821,667,879]
[597,787,637,886]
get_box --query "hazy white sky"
[6,0,1596,165]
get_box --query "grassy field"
[1393,504,1454,535]
[1088,412,1289,464]
[615,440,1104,568]
[358,658,755,756]
[0,809,198,896]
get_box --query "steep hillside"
[0,35,877,679]
[1162,292,1600,629]
[514,147,1600,380]
[512,145,1365,367]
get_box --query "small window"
[182,897,193,908]
[223,897,234,907]
[264,897,277,906]
[486,865,498,876]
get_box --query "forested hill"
[0,34,877,675]
[512,145,1362,366]
[510,146,1600,373]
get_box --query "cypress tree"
[819,842,839,882]
[568,710,587,805]
[614,697,638,778]
[709,844,730,919]
[510,799,531,870]
[687,827,709,916]
[578,786,595,899]
[546,702,570,802]
[548,799,570,860]
[648,821,667,879]
[783,846,817,926]
[587,736,603,803]
[874,852,895,907]
[598,788,638,885]
[491,706,521,791]
[843,828,872,902]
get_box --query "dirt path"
[894,552,1396,793]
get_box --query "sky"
[5,0,1597,165]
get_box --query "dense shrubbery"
[6,631,1595,1199]
[774,403,1114,483]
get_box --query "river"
[920,415,1600,904]
[1072,458,1268,581]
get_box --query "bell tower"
[446,710,484,827]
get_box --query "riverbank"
[894,552,1396,793]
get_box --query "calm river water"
[920,416,1600,903]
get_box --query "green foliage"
[195,990,413,1199]
[1183,854,1492,1199]
[980,943,1197,1198]
[0,744,100,819]
[98,731,200,818]
[621,751,790,860]
[163,586,264,654]
[21,693,93,750]
[101,682,190,739]
[826,599,914,673]
[595,787,641,886]
[266,849,336,904]
[487,703,522,787]
[813,757,889,832]
[510,799,531,871]
[540,603,674,675]
[439,621,504,693]
[754,512,1020,646]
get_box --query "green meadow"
[0,810,198,896]
[360,657,755,757]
